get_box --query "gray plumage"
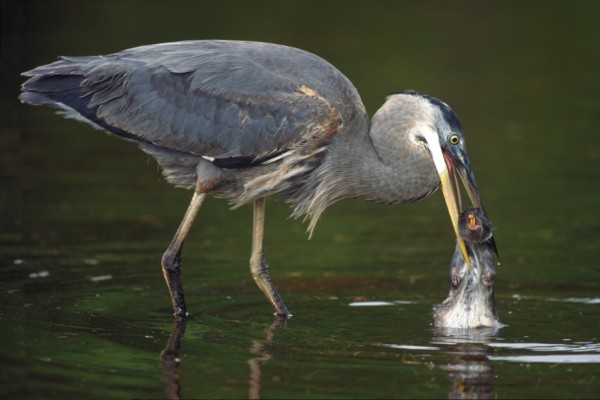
[20,40,489,317]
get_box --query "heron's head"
[392,91,497,265]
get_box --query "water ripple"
[488,342,600,353]
[490,354,600,363]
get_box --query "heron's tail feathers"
[20,57,130,136]
[20,58,201,190]
[20,57,94,106]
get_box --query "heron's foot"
[173,308,189,319]
[162,251,188,318]
[274,311,293,319]
[251,256,290,317]
[269,292,291,317]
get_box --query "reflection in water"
[488,341,600,363]
[160,317,187,400]
[159,317,286,400]
[248,318,287,400]
[433,327,500,400]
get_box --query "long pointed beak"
[422,132,471,266]
[451,147,483,211]
[452,147,500,261]
[439,168,471,266]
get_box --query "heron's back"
[20,40,364,157]
[21,41,366,187]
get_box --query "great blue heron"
[20,40,495,318]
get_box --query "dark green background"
[1,1,598,398]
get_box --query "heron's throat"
[353,116,440,204]
[288,115,439,236]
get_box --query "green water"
[2,1,599,398]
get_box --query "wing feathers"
[21,41,360,163]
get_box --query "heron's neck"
[333,113,439,203]
[292,113,439,234]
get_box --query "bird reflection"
[160,317,187,400]
[433,327,499,399]
[159,316,286,400]
[248,317,287,400]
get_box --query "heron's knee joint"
[162,251,182,272]
[251,264,271,281]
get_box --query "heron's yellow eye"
[449,134,460,145]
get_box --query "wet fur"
[433,208,502,329]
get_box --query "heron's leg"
[250,197,290,317]
[162,191,206,317]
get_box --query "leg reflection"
[160,317,187,400]
[248,317,287,400]
[159,316,287,400]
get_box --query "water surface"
[1,1,599,398]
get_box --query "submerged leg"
[162,191,206,317]
[250,198,290,317]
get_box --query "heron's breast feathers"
[231,85,343,207]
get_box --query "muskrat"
[433,207,502,328]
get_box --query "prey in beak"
[421,126,498,267]
[444,143,500,265]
